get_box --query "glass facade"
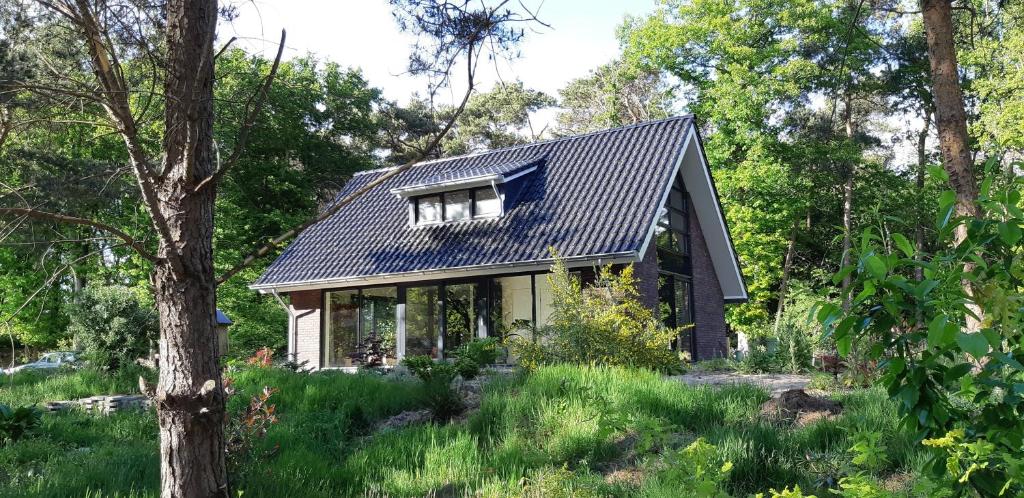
[324,290,359,367]
[657,178,695,357]
[405,286,441,359]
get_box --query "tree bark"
[773,215,800,334]
[921,0,982,331]
[840,94,856,312]
[921,0,980,238]
[915,109,931,283]
[154,0,226,496]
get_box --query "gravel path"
[669,371,813,396]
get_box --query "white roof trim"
[638,125,748,302]
[388,165,538,198]
[251,251,639,293]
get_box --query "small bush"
[400,355,464,420]
[0,403,42,445]
[449,337,500,379]
[508,256,683,373]
[66,285,158,371]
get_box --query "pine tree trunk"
[154,0,226,496]
[915,109,931,283]
[921,0,980,236]
[921,0,982,331]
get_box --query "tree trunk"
[921,0,980,238]
[773,215,800,334]
[154,0,226,496]
[921,0,982,331]
[915,109,931,283]
[840,94,856,312]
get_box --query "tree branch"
[216,69,476,286]
[193,29,286,194]
[0,207,158,262]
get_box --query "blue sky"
[223,0,658,106]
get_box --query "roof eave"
[250,250,639,294]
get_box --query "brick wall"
[290,290,322,369]
[688,197,729,359]
[633,194,729,360]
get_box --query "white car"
[2,351,79,374]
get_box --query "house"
[251,116,747,369]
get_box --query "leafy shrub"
[0,403,41,444]
[400,355,464,421]
[66,285,158,371]
[643,438,734,497]
[735,342,779,374]
[817,165,1024,496]
[507,257,682,373]
[225,385,279,472]
[246,347,274,368]
[449,337,500,379]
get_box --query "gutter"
[270,290,297,361]
[251,250,639,294]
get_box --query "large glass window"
[325,290,359,367]
[474,188,501,217]
[490,275,533,339]
[659,275,693,354]
[405,286,441,358]
[360,287,398,365]
[444,283,480,353]
[416,195,442,224]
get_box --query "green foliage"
[447,337,500,380]
[642,438,733,497]
[0,364,922,496]
[818,166,1024,496]
[555,58,676,135]
[507,257,682,373]
[399,355,464,421]
[0,404,41,445]
[65,285,157,371]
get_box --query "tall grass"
[0,364,919,497]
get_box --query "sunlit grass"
[0,364,921,497]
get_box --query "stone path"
[669,371,813,396]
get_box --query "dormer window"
[416,195,442,223]
[392,157,543,227]
[412,187,501,225]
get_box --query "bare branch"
[0,207,158,262]
[193,29,286,194]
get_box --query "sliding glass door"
[324,287,398,367]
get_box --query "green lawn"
[0,365,925,497]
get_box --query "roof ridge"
[353,115,694,177]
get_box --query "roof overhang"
[251,251,638,294]
[388,161,539,198]
[638,125,749,303]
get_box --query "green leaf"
[927,315,957,348]
[832,265,856,285]
[892,233,915,258]
[864,255,887,280]
[836,334,852,357]
[944,363,972,383]
[998,222,1022,246]
[936,191,956,229]
[956,332,989,360]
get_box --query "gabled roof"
[252,116,747,302]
